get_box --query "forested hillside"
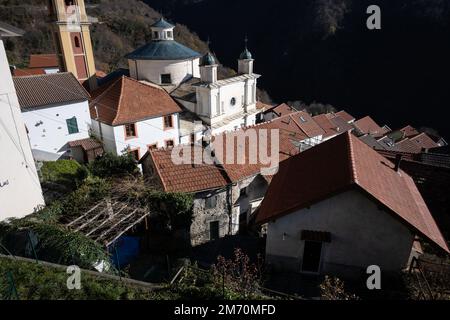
[144,0,450,138]
[0,0,209,72]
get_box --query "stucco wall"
[92,114,180,159]
[113,114,180,158]
[129,58,200,86]
[197,80,257,123]
[91,119,116,153]
[0,40,45,220]
[21,100,91,157]
[266,189,415,275]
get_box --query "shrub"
[89,152,139,178]
[141,190,194,231]
[0,220,109,270]
[59,176,111,221]
[319,275,359,300]
[0,258,162,300]
[40,160,87,188]
[211,248,263,299]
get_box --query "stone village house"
[139,110,354,246]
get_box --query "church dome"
[125,41,201,61]
[200,52,216,66]
[151,17,174,29]
[239,48,252,60]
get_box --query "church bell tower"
[48,0,97,90]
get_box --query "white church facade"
[125,18,262,136]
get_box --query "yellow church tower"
[48,0,97,90]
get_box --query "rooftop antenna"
[244,35,248,49]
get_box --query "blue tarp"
[109,236,140,268]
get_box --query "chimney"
[394,154,402,172]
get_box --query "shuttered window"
[66,117,79,134]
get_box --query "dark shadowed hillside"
[0,0,271,101]
[144,0,450,138]
[0,0,210,72]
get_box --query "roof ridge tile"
[112,76,126,125]
[347,132,358,184]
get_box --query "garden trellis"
[65,199,150,247]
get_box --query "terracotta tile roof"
[89,76,182,126]
[148,146,230,193]
[394,138,423,154]
[410,132,440,150]
[400,125,420,138]
[144,111,313,191]
[335,110,355,123]
[13,68,46,76]
[264,103,296,117]
[312,114,344,138]
[325,113,354,132]
[214,111,322,182]
[292,111,326,138]
[13,72,90,109]
[256,132,449,253]
[29,54,59,69]
[256,101,273,110]
[68,138,103,151]
[353,116,384,136]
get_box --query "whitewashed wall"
[265,189,415,274]
[21,100,91,157]
[92,114,180,160]
[0,40,45,220]
[91,119,115,153]
[129,58,200,86]
[196,78,257,133]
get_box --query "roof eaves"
[149,150,169,192]
[347,132,358,184]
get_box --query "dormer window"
[300,116,307,123]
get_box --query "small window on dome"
[161,74,172,84]
[230,97,236,106]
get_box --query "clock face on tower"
[230,97,236,106]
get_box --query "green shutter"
[66,117,79,134]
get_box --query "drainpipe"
[227,183,233,235]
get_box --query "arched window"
[74,36,80,48]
